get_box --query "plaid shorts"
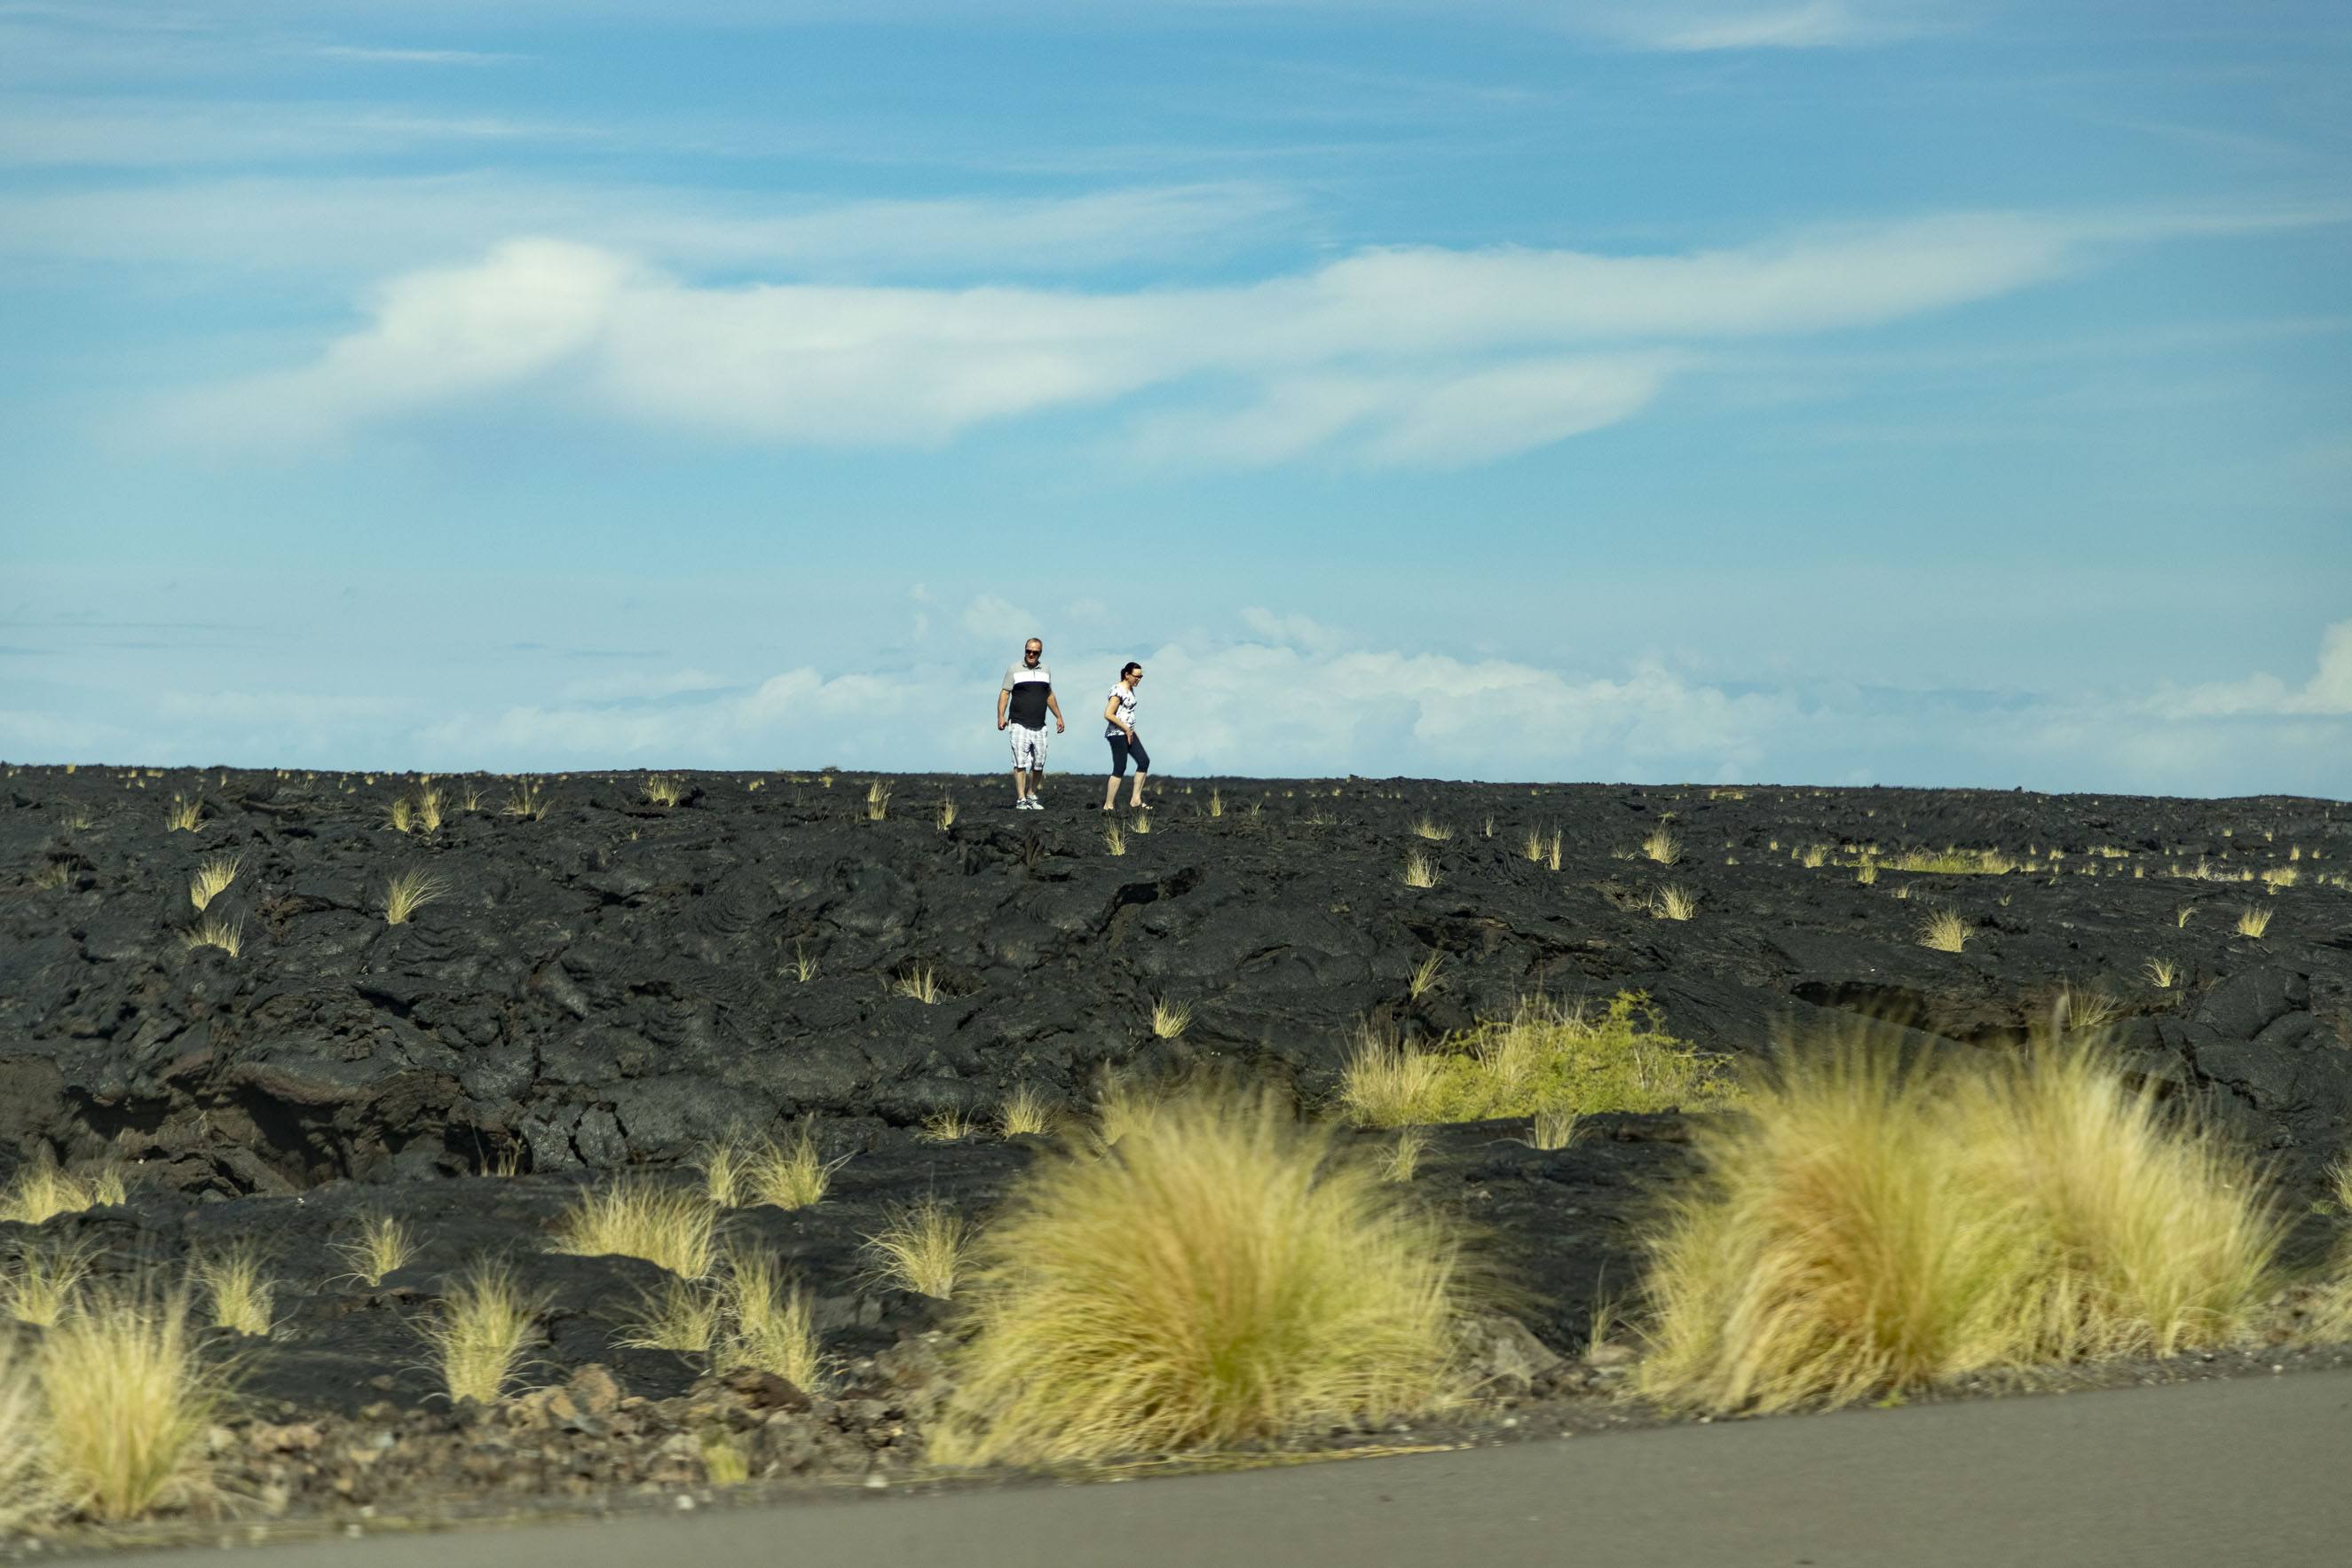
[1008,723,1048,770]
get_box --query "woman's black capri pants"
[1108,733,1150,776]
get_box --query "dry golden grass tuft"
[920,1107,980,1144]
[935,794,959,831]
[1855,859,1880,886]
[501,777,550,820]
[1410,817,1453,843]
[0,1336,46,1533]
[2,1241,93,1327]
[193,1246,274,1337]
[864,779,891,822]
[997,1084,1056,1139]
[934,1091,1472,1465]
[1,1162,127,1227]
[179,913,242,958]
[1104,822,1127,856]
[549,1183,718,1280]
[1382,1126,1431,1183]
[1800,845,1828,869]
[2143,956,2182,989]
[1339,995,1734,1130]
[1408,949,1447,1001]
[1130,811,1152,836]
[618,1276,724,1354]
[383,869,449,926]
[1519,828,1548,863]
[1636,1036,2285,1414]
[2235,905,2273,939]
[1149,997,1192,1040]
[862,1200,974,1298]
[724,1123,844,1210]
[425,1264,544,1405]
[1207,789,1224,819]
[642,775,684,808]
[892,965,943,1005]
[1531,1107,1583,1151]
[39,1285,229,1522]
[333,1216,416,1288]
[1401,851,1440,889]
[2053,985,2123,1034]
[1091,1077,1165,1150]
[1917,908,1970,953]
[187,854,239,912]
[1647,885,1699,922]
[412,783,445,833]
[1641,829,1681,866]
[716,1249,823,1389]
[163,793,203,832]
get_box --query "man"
[995,636,1065,810]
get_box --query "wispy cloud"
[170,210,2091,466]
[0,96,594,167]
[0,173,1298,276]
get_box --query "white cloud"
[0,173,1295,276]
[170,210,2092,466]
[2148,620,2352,719]
[8,604,2347,797]
[961,595,1045,644]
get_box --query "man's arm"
[997,668,1012,729]
[1047,689,1065,732]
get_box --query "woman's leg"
[1104,735,1127,809]
[1128,737,1150,807]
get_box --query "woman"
[1101,661,1149,812]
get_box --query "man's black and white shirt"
[1002,661,1053,729]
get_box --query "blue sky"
[3,1,2348,793]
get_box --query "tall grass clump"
[549,1183,718,1279]
[2,1242,93,1327]
[717,1249,823,1389]
[862,1200,974,1298]
[1635,1036,2286,1415]
[997,1084,1056,1139]
[710,1123,843,1210]
[0,1337,47,1532]
[332,1216,416,1288]
[1,1162,127,1226]
[193,1246,274,1336]
[187,855,239,912]
[1338,995,1738,1129]
[424,1264,544,1405]
[39,1287,227,1522]
[383,869,448,926]
[935,1091,1473,1466]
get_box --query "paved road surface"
[119,1370,2352,1568]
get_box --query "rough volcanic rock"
[0,764,2348,1525]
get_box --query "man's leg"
[1028,766,1046,805]
[1010,768,1028,804]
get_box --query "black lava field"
[2,764,2349,1521]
